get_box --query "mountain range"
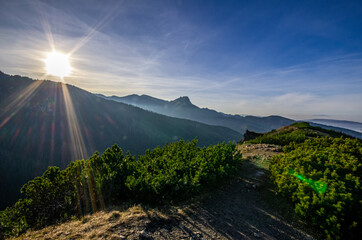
[1,71,360,209]
[98,94,362,139]
[307,119,362,134]
[0,72,240,208]
[97,94,295,133]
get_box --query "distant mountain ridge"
[307,119,362,133]
[0,72,240,208]
[308,122,361,139]
[99,94,362,139]
[98,94,362,140]
[97,94,296,134]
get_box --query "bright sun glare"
[45,51,71,78]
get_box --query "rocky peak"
[242,129,263,142]
[171,96,192,106]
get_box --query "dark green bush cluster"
[0,166,75,237]
[0,140,241,239]
[247,128,308,145]
[270,137,362,239]
[126,139,241,202]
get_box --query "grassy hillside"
[244,122,355,145]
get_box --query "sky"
[0,0,361,121]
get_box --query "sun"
[45,51,71,78]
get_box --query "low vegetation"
[242,123,361,239]
[246,122,351,146]
[2,122,361,240]
[270,137,361,239]
[0,139,241,239]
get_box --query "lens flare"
[289,169,327,194]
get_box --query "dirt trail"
[135,144,316,239]
[144,160,315,240]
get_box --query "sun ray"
[0,80,43,129]
[61,83,88,160]
[68,1,123,55]
[48,84,59,166]
[40,16,56,52]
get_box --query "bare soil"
[237,144,283,159]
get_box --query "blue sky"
[0,0,361,121]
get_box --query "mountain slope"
[0,72,240,209]
[98,94,295,133]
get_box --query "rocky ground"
[237,143,282,159]
[13,144,319,240]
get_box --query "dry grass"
[237,143,282,169]
[10,205,166,240]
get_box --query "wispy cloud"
[0,0,361,121]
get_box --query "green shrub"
[125,140,241,202]
[20,166,76,228]
[270,137,362,239]
[0,139,241,239]
[0,199,30,238]
[247,129,307,145]
[0,166,76,239]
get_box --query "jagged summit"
[171,96,192,105]
[100,94,298,133]
[98,93,361,138]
